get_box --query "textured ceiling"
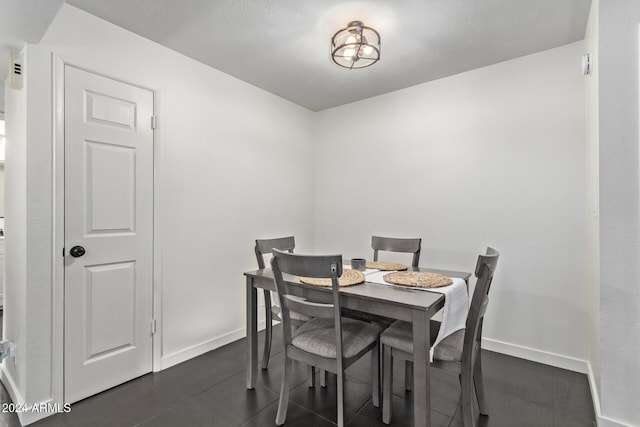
[65,0,591,111]
[5,0,592,112]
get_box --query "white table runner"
[363,269,468,359]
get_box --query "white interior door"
[64,66,154,403]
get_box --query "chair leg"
[474,356,488,416]
[382,345,393,424]
[320,369,327,388]
[261,291,273,370]
[460,368,476,427]
[337,368,345,427]
[307,365,316,387]
[404,360,413,391]
[275,357,292,426]
[371,342,380,408]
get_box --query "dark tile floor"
[0,325,596,427]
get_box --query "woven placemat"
[366,261,408,271]
[300,269,365,287]
[383,271,453,288]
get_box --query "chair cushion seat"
[433,329,464,362]
[380,320,464,362]
[292,317,383,359]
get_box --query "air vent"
[9,52,24,90]
[581,53,591,76]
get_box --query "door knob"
[69,246,86,258]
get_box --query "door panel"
[64,66,154,403]
[85,90,137,130]
[85,140,136,233]
[84,261,136,360]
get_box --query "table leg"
[413,309,431,427]
[246,276,258,389]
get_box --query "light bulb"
[362,45,373,55]
[346,35,357,44]
[344,48,356,59]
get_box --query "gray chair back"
[270,250,345,365]
[371,235,422,267]
[463,247,499,367]
[254,236,296,370]
[255,236,295,269]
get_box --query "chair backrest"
[463,247,499,365]
[271,250,345,359]
[255,236,295,269]
[371,236,422,268]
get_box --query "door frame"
[52,56,163,406]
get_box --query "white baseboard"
[586,363,635,427]
[481,337,588,373]
[160,319,266,370]
[15,398,68,426]
[598,416,635,427]
[0,364,23,411]
[586,362,603,427]
[0,366,67,425]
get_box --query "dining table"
[244,264,471,427]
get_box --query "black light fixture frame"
[331,20,381,69]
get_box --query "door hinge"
[151,319,157,335]
[151,116,157,129]
[62,247,65,257]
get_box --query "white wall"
[0,114,4,217]
[584,0,601,413]
[2,49,29,411]
[314,42,589,367]
[23,45,55,412]
[2,44,56,418]
[598,1,640,425]
[0,166,5,216]
[3,4,315,423]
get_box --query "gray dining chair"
[372,235,422,268]
[255,236,301,370]
[339,235,422,327]
[380,247,500,427]
[371,235,422,385]
[256,237,325,386]
[271,249,383,427]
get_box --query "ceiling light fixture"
[331,21,380,69]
